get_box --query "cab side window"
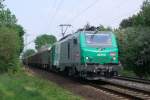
[73,38,78,45]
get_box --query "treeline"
[0,0,24,72]
[120,0,150,28]
[117,0,150,77]
[22,34,57,58]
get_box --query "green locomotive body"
[50,31,120,79]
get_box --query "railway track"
[90,83,150,100]
[113,76,150,85]
[87,76,150,100]
[28,67,150,99]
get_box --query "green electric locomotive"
[24,31,120,80]
[50,31,120,80]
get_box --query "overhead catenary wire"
[66,0,99,24]
[91,1,142,28]
[26,0,121,48]
[24,39,35,47]
[49,0,64,26]
[52,0,57,8]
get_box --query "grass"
[118,69,137,77]
[118,68,150,80]
[0,69,82,100]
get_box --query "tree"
[12,25,25,53]
[118,0,150,77]
[0,0,4,9]
[116,27,150,77]
[0,8,17,26]
[22,49,35,58]
[142,0,150,26]
[97,25,112,31]
[35,34,57,50]
[0,27,20,72]
[0,1,24,54]
[120,0,150,28]
[0,0,25,72]
[119,17,134,28]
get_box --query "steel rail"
[89,83,150,100]
[113,76,150,85]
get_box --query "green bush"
[0,26,20,72]
[116,27,150,77]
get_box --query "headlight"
[48,47,51,50]
[112,57,116,60]
[110,52,116,56]
[86,57,89,60]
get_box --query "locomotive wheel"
[104,71,110,78]
[113,71,118,76]
[68,67,76,77]
[68,69,72,76]
[63,68,69,76]
[79,71,87,78]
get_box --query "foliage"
[97,25,112,31]
[118,69,136,78]
[116,27,150,77]
[120,0,150,28]
[120,17,134,28]
[14,25,25,53]
[0,0,4,9]
[35,34,57,50]
[0,70,82,100]
[0,0,24,53]
[0,27,20,72]
[142,0,150,26]
[22,49,35,58]
[118,0,150,77]
[0,0,25,72]
[0,4,17,26]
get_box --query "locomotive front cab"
[80,31,120,79]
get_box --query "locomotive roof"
[23,47,51,59]
[59,34,72,41]
[58,31,113,42]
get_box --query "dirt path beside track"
[25,67,123,100]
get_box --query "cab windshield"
[86,33,112,47]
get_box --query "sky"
[5,0,144,50]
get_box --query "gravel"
[106,78,150,91]
[26,67,123,100]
